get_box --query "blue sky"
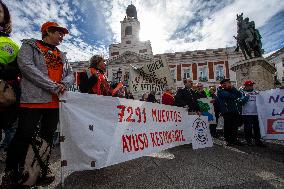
[5,0,284,61]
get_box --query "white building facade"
[106,4,244,92]
[267,47,284,85]
[70,4,245,94]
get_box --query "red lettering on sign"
[122,133,149,153]
[126,107,135,122]
[118,105,147,123]
[150,133,158,147]
[117,105,126,122]
[149,129,186,147]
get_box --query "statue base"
[231,57,276,90]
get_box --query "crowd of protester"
[0,1,278,188]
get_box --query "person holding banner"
[240,80,264,146]
[175,78,200,115]
[79,55,111,96]
[2,21,75,188]
[217,79,243,146]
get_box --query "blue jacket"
[216,87,242,115]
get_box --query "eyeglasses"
[56,31,65,37]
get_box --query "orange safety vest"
[89,68,110,95]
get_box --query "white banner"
[60,92,207,172]
[129,56,174,97]
[256,89,284,140]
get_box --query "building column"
[192,63,197,80]
[208,62,214,80]
[177,65,181,81]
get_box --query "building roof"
[266,47,284,61]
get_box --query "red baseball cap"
[244,80,255,86]
[41,21,69,34]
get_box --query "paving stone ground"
[1,138,284,189]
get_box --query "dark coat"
[216,87,242,115]
[78,71,98,93]
[147,93,157,103]
[174,87,200,112]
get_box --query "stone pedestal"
[231,57,276,90]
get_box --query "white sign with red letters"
[60,91,211,173]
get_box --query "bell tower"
[109,3,153,58]
[121,4,140,45]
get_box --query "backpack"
[18,136,51,187]
[0,79,16,107]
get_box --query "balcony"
[216,76,225,81]
[199,77,208,82]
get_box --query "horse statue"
[234,13,263,59]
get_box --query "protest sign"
[129,56,174,97]
[60,92,204,173]
[256,88,284,140]
[190,116,213,149]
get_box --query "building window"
[126,40,131,44]
[139,49,147,53]
[199,66,208,81]
[183,68,191,79]
[215,65,224,81]
[170,69,176,80]
[111,52,119,56]
[125,26,132,35]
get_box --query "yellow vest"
[0,36,19,64]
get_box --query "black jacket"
[174,87,200,112]
[78,71,98,93]
[147,93,157,103]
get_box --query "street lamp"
[116,68,122,82]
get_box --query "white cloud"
[5,0,105,61]
[105,0,284,54]
[3,0,284,61]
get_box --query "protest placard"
[129,56,174,97]
[256,88,284,140]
